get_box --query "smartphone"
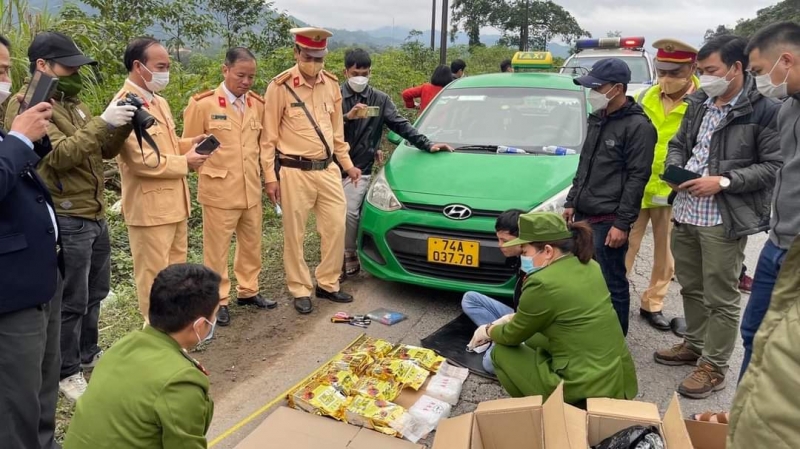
[195,135,220,155]
[366,106,380,117]
[661,165,701,185]
[20,71,59,112]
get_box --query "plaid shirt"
[673,90,743,227]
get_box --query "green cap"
[502,212,572,247]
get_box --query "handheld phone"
[195,135,220,155]
[661,165,701,186]
[366,106,380,117]
[20,71,59,112]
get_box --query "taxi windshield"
[564,56,651,84]
[415,87,586,153]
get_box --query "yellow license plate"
[427,237,480,267]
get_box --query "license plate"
[427,237,480,267]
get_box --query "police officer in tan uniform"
[183,47,277,326]
[115,37,210,320]
[262,28,361,314]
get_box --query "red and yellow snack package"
[290,380,348,421]
[352,376,402,402]
[344,396,406,436]
[347,336,395,359]
[316,364,360,396]
[331,351,374,375]
[388,345,446,372]
[367,359,429,390]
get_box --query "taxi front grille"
[403,203,501,219]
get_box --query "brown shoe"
[653,342,701,366]
[678,362,726,399]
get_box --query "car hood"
[385,145,579,211]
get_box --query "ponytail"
[568,220,594,263]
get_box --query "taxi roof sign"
[511,51,554,70]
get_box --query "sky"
[273,0,778,49]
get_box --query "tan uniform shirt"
[182,84,265,210]
[260,65,353,183]
[115,80,193,227]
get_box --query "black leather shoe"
[640,309,671,331]
[294,297,313,314]
[238,294,277,309]
[671,317,687,338]
[217,306,231,327]
[315,287,353,303]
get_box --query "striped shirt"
[673,90,743,227]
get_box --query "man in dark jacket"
[564,58,656,337]
[654,35,781,399]
[340,48,451,277]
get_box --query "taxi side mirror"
[387,131,402,145]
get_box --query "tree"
[606,30,622,38]
[450,0,494,47]
[492,0,589,51]
[703,25,733,42]
[706,0,800,40]
[206,0,295,56]
[153,0,218,63]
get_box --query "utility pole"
[431,0,436,50]
[439,0,448,65]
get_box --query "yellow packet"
[368,359,429,390]
[317,365,359,396]
[389,345,445,372]
[353,376,402,402]
[344,395,405,436]
[347,337,394,359]
[331,352,374,375]
[291,380,348,420]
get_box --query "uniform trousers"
[625,206,675,312]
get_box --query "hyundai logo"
[443,204,473,220]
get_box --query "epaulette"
[322,70,338,82]
[192,90,214,102]
[247,91,265,104]
[273,71,292,86]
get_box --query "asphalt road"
[205,228,767,448]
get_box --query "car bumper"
[357,202,517,298]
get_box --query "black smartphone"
[661,165,701,185]
[21,70,59,112]
[195,135,220,155]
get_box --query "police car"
[561,37,656,93]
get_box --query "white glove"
[467,324,491,352]
[100,102,137,128]
[492,313,514,326]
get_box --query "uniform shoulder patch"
[273,71,292,86]
[192,90,214,102]
[322,70,338,82]
[247,91,265,104]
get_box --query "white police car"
[561,37,656,93]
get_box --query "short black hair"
[495,209,525,236]
[746,21,800,56]
[149,264,221,333]
[431,65,453,87]
[124,37,160,72]
[0,35,10,51]
[500,59,512,72]
[699,34,749,69]
[451,59,466,74]
[225,47,256,66]
[345,48,371,69]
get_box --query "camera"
[117,93,156,129]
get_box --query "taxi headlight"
[366,168,402,212]
[531,185,571,214]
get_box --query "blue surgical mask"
[520,250,545,274]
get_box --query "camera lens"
[134,109,156,129]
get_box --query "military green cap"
[502,212,572,247]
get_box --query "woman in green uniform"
[472,212,638,405]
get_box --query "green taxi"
[357,52,587,298]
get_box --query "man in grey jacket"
[738,22,800,381]
[653,35,781,399]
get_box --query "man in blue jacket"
[0,33,62,449]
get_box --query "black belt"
[279,157,330,171]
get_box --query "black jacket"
[666,75,781,238]
[565,98,656,231]
[0,132,61,314]
[341,83,432,175]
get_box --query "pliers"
[331,312,371,328]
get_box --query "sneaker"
[739,274,754,293]
[678,362,726,399]
[654,342,701,366]
[81,350,103,370]
[59,373,88,402]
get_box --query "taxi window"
[565,56,651,84]
[416,87,586,152]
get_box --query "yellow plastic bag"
[389,345,446,372]
[352,376,402,402]
[347,337,395,359]
[290,380,348,420]
[368,359,429,390]
[331,351,375,375]
[344,395,406,436]
[317,365,360,396]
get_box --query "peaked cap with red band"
[652,38,698,71]
[291,27,332,58]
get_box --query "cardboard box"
[685,419,727,449]
[234,406,424,449]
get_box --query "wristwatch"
[719,176,731,190]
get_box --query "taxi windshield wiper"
[455,145,499,151]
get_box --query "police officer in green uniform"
[63,264,218,449]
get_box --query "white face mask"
[0,80,12,104]
[193,317,216,346]
[756,57,789,99]
[348,76,369,93]
[700,66,734,98]
[140,63,170,92]
[588,85,618,112]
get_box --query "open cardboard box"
[234,406,424,449]
[684,418,727,449]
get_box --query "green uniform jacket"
[63,326,214,449]
[727,236,800,449]
[489,255,638,404]
[4,86,132,219]
[636,76,700,209]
